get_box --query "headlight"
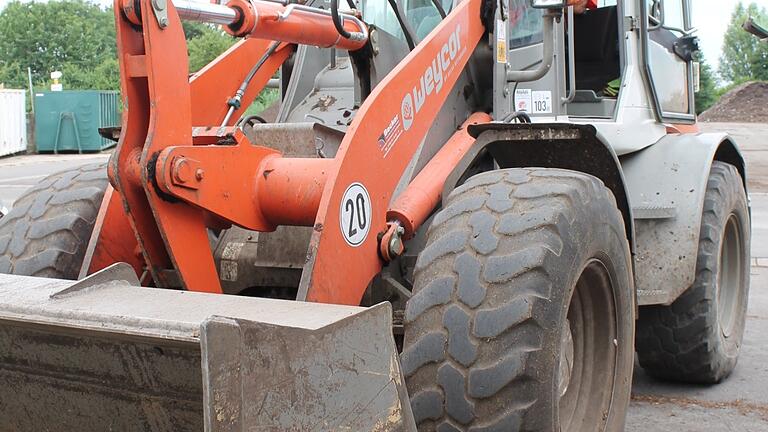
[530,0,566,8]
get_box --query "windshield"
[361,0,543,48]
[361,0,453,42]
[507,0,544,48]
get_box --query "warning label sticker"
[514,89,553,115]
[496,20,507,64]
[514,88,532,112]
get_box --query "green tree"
[183,21,214,41]
[696,57,718,114]
[61,57,121,90]
[0,0,275,115]
[186,28,278,116]
[0,0,238,89]
[187,27,236,73]
[0,0,116,89]
[719,2,768,83]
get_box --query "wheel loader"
[0,0,751,430]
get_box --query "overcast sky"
[692,0,768,66]
[0,0,766,77]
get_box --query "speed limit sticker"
[339,183,372,247]
[532,91,552,114]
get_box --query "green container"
[34,90,120,153]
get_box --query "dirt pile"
[700,81,768,123]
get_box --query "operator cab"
[496,0,697,127]
[568,2,623,117]
[284,0,697,153]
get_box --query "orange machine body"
[225,0,368,51]
[84,0,489,305]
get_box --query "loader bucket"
[0,266,415,431]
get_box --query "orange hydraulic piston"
[225,0,368,51]
[387,112,492,238]
[257,157,334,227]
[122,0,368,51]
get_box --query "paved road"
[0,124,766,430]
[627,122,768,431]
[0,153,109,213]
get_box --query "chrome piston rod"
[171,0,367,49]
[173,0,238,26]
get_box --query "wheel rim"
[558,259,618,431]
[718,214,744,339]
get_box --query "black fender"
[444,123,635,249]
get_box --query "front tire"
[402,168,635,431]
[636,161,750,383]
[0,163,108,279]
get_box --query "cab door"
[640,0,697,122]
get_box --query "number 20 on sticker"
[340,183,372,247]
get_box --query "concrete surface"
[702,122,768,194]
[627,266,768,431]
[0,153,109,212]
[626,122,768,431]
[0,123,766,430]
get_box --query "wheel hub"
[557,260,620,431]
[718,214,743,339]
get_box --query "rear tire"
[402,168,635,431]
[0,163,109,279]
[636,161,750,383]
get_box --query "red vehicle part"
[299,0,486,305]
[89,0,488,304]
[387,112,493,239]
[223,0,368,51]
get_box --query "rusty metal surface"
[201,303,415,432]
[243,122,344,158]
[213,226,304,294]
[0,274,414,431]
[0,319,204,431]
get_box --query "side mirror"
[530,0,566,9]
[673,35,699,62]
[744,16,768,41]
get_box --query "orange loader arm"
[84,0,490,305]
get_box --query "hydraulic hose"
[218,41,283,134]
[331,0,352,39]
[431,0,446,18]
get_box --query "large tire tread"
[636,161,750,383]
[402,168,631,431]
[0,163,108,279]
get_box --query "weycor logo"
[401,24,463,131]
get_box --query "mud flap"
[0,270,415,431]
